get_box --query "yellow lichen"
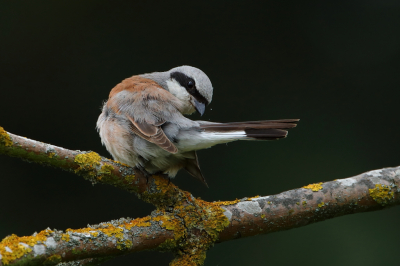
[0,229,53,265]
[302,201,307,206]
[170,252,207,266]
[66,228,99,238]
[369,184,394,206]
[154,214,185,240]
[139,175,181,208]
[318,202,325,208]
[302,182,323,192]
[74,152,102,177]
[100,164,114,175]
[247,195,260,201]
[48,152,56,158]
[153,175,171,193]
[0,127,12,147]
[153,194,229,265]
[214,198,240,206]
[124,216,151,230]
[261,214,265,218]
[61,234,70,242]
[97,164,115,180]
[62,218,153,253]
[67,222,136,251]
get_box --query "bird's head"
[165,66,213,116]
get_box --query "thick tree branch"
[218,167,400,241]
[1,127,399,266]
[0,127,182,208]
[0,217,173,266]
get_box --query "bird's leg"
[136,165,151,184]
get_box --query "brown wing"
[107,76,182,154]
[127,117,178,154]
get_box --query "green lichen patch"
[123,174,136,185]
[0,127,12,147]
[43,254,62,265]
[369,184,394,206]
[158,239,177,250]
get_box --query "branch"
[218,167,400,241]
[0,127,182,208]
[0,217,173,266]
[1,127,399,266]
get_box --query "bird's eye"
[187,80,194,89]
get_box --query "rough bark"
[1,127,399,266]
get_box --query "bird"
[97,66,298,187]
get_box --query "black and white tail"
[199,119,299,141]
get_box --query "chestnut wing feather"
[108,76,180,154]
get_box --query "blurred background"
[1,1,400,265]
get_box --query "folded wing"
[107,76,182,154]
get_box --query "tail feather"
[199,119,299,141]
[218,119,299,126]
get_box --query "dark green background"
[1,1,399,265]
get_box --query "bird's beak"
[193,99,206,116]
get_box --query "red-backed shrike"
[97,66,298,186]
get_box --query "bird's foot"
[136,165,152,184]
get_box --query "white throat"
[166,79,195,114]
